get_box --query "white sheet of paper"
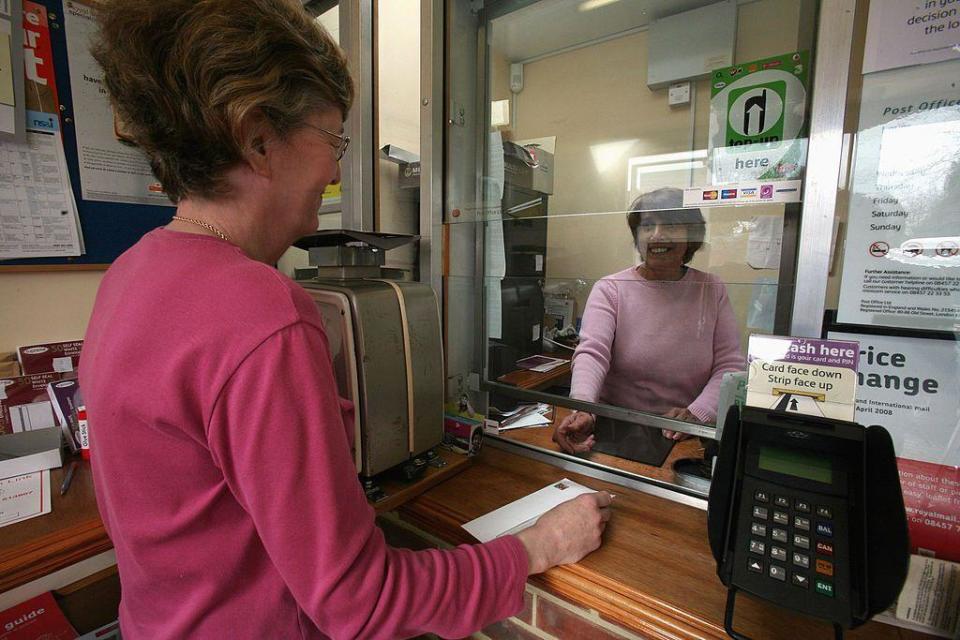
[462,478,597,543]
[895,556,959,637]
[0,470,51,527]
[0,130,83,259]
[499,412,551,430]
[528,358,568,373]
[747,216,783,269]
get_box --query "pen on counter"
[60,461,78,496]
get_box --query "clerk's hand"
[552,410,596,453]
[661,407,698,440]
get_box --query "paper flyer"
[895,556,959,637]
[62,0,172,206]
[0,0,25,142]
[863,0,960,74]
[22,0,59,132]
[0,470,51,528]
[829,331,959,562]
[836,60,960,332]
[746,335,859,420]
[0,130,83,259]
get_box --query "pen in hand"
[60,461,78,496]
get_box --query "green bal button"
[816,580,834,597]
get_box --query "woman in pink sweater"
[553,189,745,454]
[81,2,611,638]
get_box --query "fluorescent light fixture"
[578,0,621,12]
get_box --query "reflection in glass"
[571,188,745,421]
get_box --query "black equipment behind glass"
[707,406,909,639]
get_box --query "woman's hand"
[661,407,698,440]
[552,410,597,453]
[516,491,613,574]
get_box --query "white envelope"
[462,478,598,543]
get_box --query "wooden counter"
[0,449,469,595]
[0,460,111,594]
[398,446,930,640]
[500,405,704,484]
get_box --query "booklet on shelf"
[0,372,62,435]
[46,378,82,453]
[0,590,76,639]
[17,340,83,376]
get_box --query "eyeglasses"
[302,123,350,161]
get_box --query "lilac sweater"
[570,267,744,423]
[81,229,527,640]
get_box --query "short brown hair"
[626,188,706,264]
[91,0,353,203]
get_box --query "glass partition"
[447,0,821,494]
[375,0,421,276]
[824,0,959,567]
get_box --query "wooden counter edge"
[399,493,728,640]
[0,517,111,593]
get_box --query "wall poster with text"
[830,331,959,563]
[836,59,960,332]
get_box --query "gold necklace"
[170,215,230,243]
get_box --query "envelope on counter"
[462,478,598,543]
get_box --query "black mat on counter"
[589,417,677,467]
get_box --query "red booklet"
[0,591,77,640]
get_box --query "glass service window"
[446,0,822,496]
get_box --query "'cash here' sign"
[746,336,860,421]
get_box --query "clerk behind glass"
[553,188,745,453]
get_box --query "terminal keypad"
[745,489,838,598]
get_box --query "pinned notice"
[746,335,859,420]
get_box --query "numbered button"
[773,511,789,525]
[769,565,787,582]
[771,546,787,562]
[795,499,811,513]
[772,528,789,544]
[794,534,810,550]
[774,496,790,508]
[751,522,767,537]
[816,506,833,519]
[754,490,770,503]
[749,539,766,555]
[753,506,769,520]
[794,516,810,531]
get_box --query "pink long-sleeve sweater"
[80,228,527,640]
[570,266,744,423]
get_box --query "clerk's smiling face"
[635,215,689,271]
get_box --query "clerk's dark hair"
[90,0,353,203]
[626,188,706,264]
